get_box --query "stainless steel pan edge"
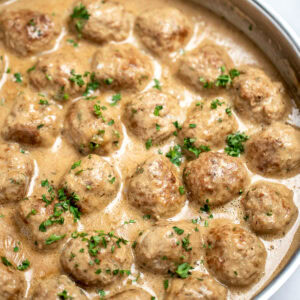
[189,0,300,298]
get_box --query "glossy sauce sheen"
[0,0,299,299]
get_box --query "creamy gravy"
[0,0,299,299]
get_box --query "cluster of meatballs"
[0,0,299,299]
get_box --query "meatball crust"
[245,123,300,177]
[0,143,33,204]
[108,287,152,300]
[206,221,266,286]
[184,152,249,206]
[135,222,202,274]
[166,272,227,300]
[70,0,131,43]
[2,93,63,147]
[62,154,120,214]
[127,155,185,219]
[29,52,87,100]
[179,98,238,154]
[123,90,180,144]
[91,43,153,91]
[233,66,286,124]
[60,230,132,286]
[0,263,25,300]
[135,7,191,55]
[242,181,297,234]
[177,42,233,90]
[0,9,59,56]
[64,99,123,155]
[31,275,87,300]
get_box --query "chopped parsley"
[27,65,36,73]
[173,226,184,235]
[225,107,232,116]
[14,73,22,83]
[45,234,66,245]
[210,99,224,109]
[71,160,81,169]
[39,99,49,105]
[225,132,249,157]
[166,145,182,166]
[163,279,169,290]
[153,78,162,90]
[179,186,185,195]
[17,259,30,271]
[71,3,90,34]
[84,72,99,96]
[67,39,78,47]
[145,138,152,150]
[110,93,121,106]
[69,69,85,87]
[37,124,44,129]
[154,105,163,116]
[189,123,196,128]
[176,263,193,278]
[183,138,210,158]
[104,78,113,85]
[1,256,13,267]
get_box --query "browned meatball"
[0,143,33,204]
[0,9,59,56]
[2,93,63,147]
[60,230,132,286]
[177,42,233,90]
[91,43,153,91]
[127,156,185,219]
[166,272,228,300]
[245,123,300,177]
[233,66,286,124]
[0,262,25,299]
[242,181,297,234]
[29,52,88,100]
[123,90,180,144]
[64,99,123,155]
[206,221,266,286]
[135,221,202,274]
[184,152,249,206]
[31,275,87,300]
[135,7,191,55]
[62,154,120,214]
[70,0,132,43]
[108,287,152,300]
[179,98,238,155]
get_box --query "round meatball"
[179,99,238,154]
[135,7,191,55]
[31,275,87,300]
[123,90,180,144]
[245,122,300,177]
[177,42,233,90]
[206,221,266,286]
[0,143,33,204]
[17,193,76,250]
[184,152,249,206]
[70,0,131,43]
[0,263,25,299]
[127,155,185,219]
[232,66,286,124]
[0,9,59,56]
[62,154,120,214]
[91,43,153,91]
[64,99,123,155]
[166,272,227,300]
[2,93,63,147]
[242,181,297,234]
[60,230,132,286]
[108,287,152,300]
[29,52,88,100]
[135,222,202,274]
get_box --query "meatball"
[177,42,233,90]
[127,156,185,219]
[242,181,297,234]
[0,143,33,204]
[0,263,25,299]
[70,0,131,43]
[64,99,123,155]
[31,275,87,300]
[29,52,87,100]
[91,43,153,91]
[184,152,249,206]
[135,7,191,55]
[108,287,152,300]
[61,154,120,214]
[166,272,227,300]
[2,93,63,147]
[17,192,76,250]
[245,122,300,177]
[123,90,180,144]
[135,222,202,274]
[232,66,286,124]
[206,221,266,286]
[0,9,59,56]
[60,230,132,286]
[179,98,238,154]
